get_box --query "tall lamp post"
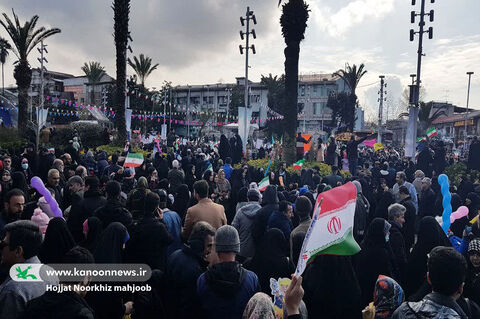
[408,0,435,158]
[239,7,257,153]
[465,71,474,152]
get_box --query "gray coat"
[0,256,59,319]
[232,202,261,258]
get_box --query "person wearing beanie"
[93,181,132,230]
[232,188,262,261]
[31,209,50,235]
[290,196,312,265]
[197,225,259,319]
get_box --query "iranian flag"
[124,153,144,168]
[258,176,270,192]
[295,182,361,276]
[426,127,438,138]
[293,159,305,170]
[417,136,427,143]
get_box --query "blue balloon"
[438,174,452,234]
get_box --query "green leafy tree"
[0,10,60,133]
[333,63,367,131]
[81,61,105,105]
[261,73,286,138]
[327,92,356,133]
[279,0,310,164]
[113,0,130,142]
[128,53,159,88]
[0,37,11,95]
[418,101,447,133]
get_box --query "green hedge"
[444,162,480,187]
[51,122,105,149]
[97,145,150,156]
[235,158,352,179]
[0,128,28,150]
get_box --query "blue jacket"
[222,164,233,180]
[267,211,293,241]
[197,261,259,319]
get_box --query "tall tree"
[261,73,286,138]
[417,101,447,133]
[0,37,11,95]
[279,0,310,164]
[128,54,159,88]
[113,0,130,143]
[333,63,367,131]
[81,61,105,105]
[0,10,60,133]
[333,63,367,98]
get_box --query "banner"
[405,107,419,158]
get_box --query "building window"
[313,102,325,115]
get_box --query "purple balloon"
[30,176,63,218]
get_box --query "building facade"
[297,73,351,135]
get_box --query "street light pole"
[465,71,474,152]
[239,7,257,153]
[408,0,435,158]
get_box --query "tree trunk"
[14,61,32,135]
[283,41,300,165]
[113,0,129,143]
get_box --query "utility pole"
[377,75,386,143]
[408,0,434,157]
[465,71,474,152]
[102,88,108,109]
[226,86,231,124]
[36,41,48,152]
[239,7,257,152]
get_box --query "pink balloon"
[450,206,469,223]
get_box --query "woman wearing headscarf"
[405,216,450,298]
[464,238,480,306]
[354,218,397,307]
[0,169,12,203]
[146,166,159,190]
[373,178,394,221]
[252,185,279,246]
[11,171,29,199]
[466,192,480,220]
[79,216,104,254]
[242,293,276,319]
[87,222,132,319]
[363,275,404,319]
[218,134,232,161]
[172,184,191,222]
[213,168,231,205]
[38,217,76,264]
[244,228,295,295]
[303,254,362,318]
[202,170,216,198]
[184,164,197,193]
[126,176,150,221]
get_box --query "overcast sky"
[1,0,479,120]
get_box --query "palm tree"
[279,0,310,164]
[333,63,367,98]
[128,54,159,88]
[113,0,130,142]
[0,37,11,95]
[81,61,105,105]
[418,102,447,132]
[0,10,60,133]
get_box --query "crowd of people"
[0,131,480,319]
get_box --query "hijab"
[79,217,104,253]
[374,275,404,319]
[11,171,28,195]
[94,222,129,263]
[172,184,190,221]
[242,292,276,319]
[39,217,76,264]
[362,218,391,249]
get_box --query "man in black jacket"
[21,247,95,319]
[94,181,132,229]
[388,203,407,285]
[165,221,215,319]
[67,176,107,243]
[392,247,468,318]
